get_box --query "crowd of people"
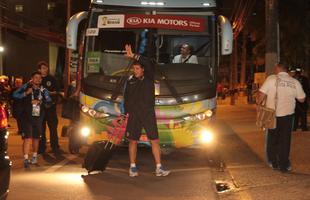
[0,61,63,168]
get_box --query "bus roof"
[91,0,216,8]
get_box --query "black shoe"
[52,148,65,154]
[38,149,46,154]
[280,165,292,173]
[270,162,279,170]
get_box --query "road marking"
[172,167,211,173]
[226,164,266,169]
[44,154,78,173]
[106,166,211,174]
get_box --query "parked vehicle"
[0,102,10,200]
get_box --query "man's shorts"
[125,110,159,141]
[21,116,43,139]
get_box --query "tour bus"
[65,0,233,153]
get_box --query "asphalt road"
[6,110,219,200]
[6,102,310,200]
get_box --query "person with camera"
[13,72,52,168]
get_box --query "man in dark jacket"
[293,68,309,131]
[37,61,62,154]
[11,77,24,134]
[123,44,170,177]
[13,72,52,168]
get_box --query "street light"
[0,46,4,53]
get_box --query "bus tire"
[68,129,80,154]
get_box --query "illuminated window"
[47,2,56,10]
[15,5,24,12]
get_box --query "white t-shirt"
[172,55,198,64]
[259,72,306,117]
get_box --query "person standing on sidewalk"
[257,63,305,172]
[293,67,309,131]
[11,77,24,135]
[123,44,170,177]
[37,61,62,154]
[13,72,52,168]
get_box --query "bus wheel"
[161,147,174,155]
[61,126,69,137]
[68,129,80,154]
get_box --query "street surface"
[5,97,310,200]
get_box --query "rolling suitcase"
[83,115,128,174]
[83,141,116,173]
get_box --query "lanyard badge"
[31,88,42,117]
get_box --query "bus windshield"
[84,28,213,77]
[83,11,215,78]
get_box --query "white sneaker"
[129,166,139,177]
[155,166,170,177]
[31,156,38,164]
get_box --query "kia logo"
[127,17,142,25]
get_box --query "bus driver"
[172,43,198,64]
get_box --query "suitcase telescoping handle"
[105,114,128,148]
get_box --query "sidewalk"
[215,96,310,200]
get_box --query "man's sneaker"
[31,156,38,165]
[129,166,139,177]
[24,159,30,168]
[155,166,170,177]
[268,162,279,170]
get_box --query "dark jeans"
[266,114,293,170]
[39,105,59,152]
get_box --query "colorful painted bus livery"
[65,0,233,152]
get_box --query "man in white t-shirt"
[257,63,305,173]
[172,44,198,64]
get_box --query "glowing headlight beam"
[205,110,213,118]
[200,129,214,144]
[81,127,91,137]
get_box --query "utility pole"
[0,1,3,75]
[230,39,238,105]
[240,31,247,86]
[64,0,71,95]
[265,0,279,75]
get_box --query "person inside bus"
[172,43,198,64]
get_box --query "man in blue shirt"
[13,71,52,168]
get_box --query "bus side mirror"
[67,11,88,50]
[218,15,233,55]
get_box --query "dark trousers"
[16,117,23,134]
[294,105,308,130]
[266,114,293,170]
[39,105,59,152]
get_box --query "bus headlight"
[81,127,91,137]
[200,129,214,144]
[81,105,110,119]
[205,110,213,118]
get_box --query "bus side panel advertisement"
[97,14,206,32]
